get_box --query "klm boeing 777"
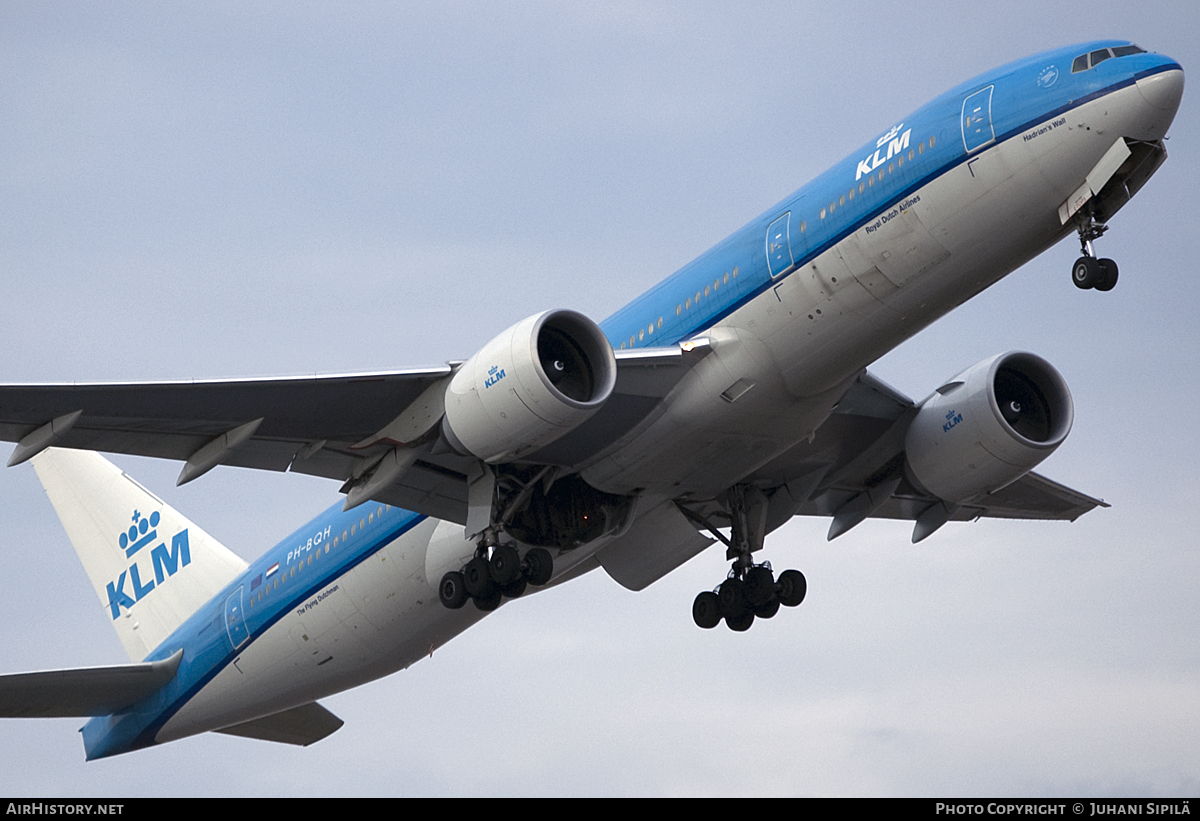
[0,41,1183,758]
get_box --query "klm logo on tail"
[105,509,191,619]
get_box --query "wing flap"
[0,650,182,718]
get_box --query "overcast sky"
[0,1,1197,797]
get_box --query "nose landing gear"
[1072,212,1118,291]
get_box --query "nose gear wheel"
[1071,211,1119,291]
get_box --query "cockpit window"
[1071,44,1146,73]
[1112,45,1146,58]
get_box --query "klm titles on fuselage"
[105,510,191,620]
[864,195,922,235]
[856,122,912,181]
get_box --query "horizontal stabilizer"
[0,650,182,718]
[215,701,344,747]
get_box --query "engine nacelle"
[443,309,617,463]
[905,352,1074,504]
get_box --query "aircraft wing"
[746,371,1108,541]
[0,367,454,473]
[0,347,699,524]
[0,650,182,718]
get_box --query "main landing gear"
[686,485,808,632]
[439,529,554,612]
[1072,211,1118,292]
[692,564,807,632]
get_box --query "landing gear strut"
[1072,211,1118,291]
[686,485,808,632]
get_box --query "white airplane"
[0,41,1183,759]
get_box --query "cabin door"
[766,212,794,278]
[961,85,996,153]
[224,585,250,649]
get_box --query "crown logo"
[877,122,905,148]
[118,509,161,559]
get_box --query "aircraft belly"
[582,325,853,499]
[157,520,486,743]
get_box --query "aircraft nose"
[1137,65,1184,113]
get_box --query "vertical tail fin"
[32,449,248,662]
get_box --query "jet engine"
[442,309,617,463]
[904,352,1073,503]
